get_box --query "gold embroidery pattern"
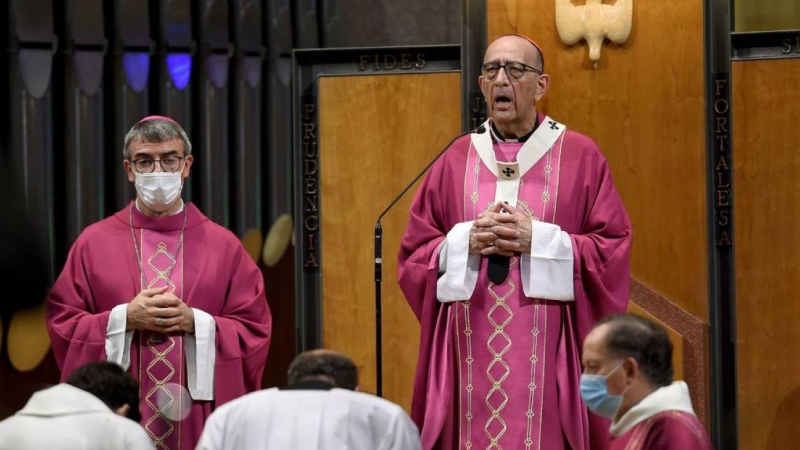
[471,154,482,218]
[144,336,178,449]
[537,303,549,449]
[540,150,554,218]
[551,134,566,223]
[464,142,476,222]
[483,258,518,449]
[455,306,463,449]
[147,242,178,292]
[137,234,185,450]
[523,300,541,449]
[462,301,474,449]
[516,200,539,222]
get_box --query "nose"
[493,67,510,86]
[153,160,166,173]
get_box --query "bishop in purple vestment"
[398,35,631,450]
[46,116,272,450]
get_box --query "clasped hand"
[126,286,195,334]
[469,202,532,256]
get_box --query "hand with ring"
[126,287,191,332]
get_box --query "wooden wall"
[733,58,800,450]
[733,0,800,32]
[318,73,461,409]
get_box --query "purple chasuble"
[452,138,565,449]
[46,202,272,450]
[398,113,632,450]
[610,411,714,450]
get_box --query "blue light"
[166,53,192,90]
[123,53,150,93]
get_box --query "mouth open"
[494,95,512,110]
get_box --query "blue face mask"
[580,360,627,419]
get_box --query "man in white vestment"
[195,349,422,450]
[0,362,154,450]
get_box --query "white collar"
[610,381,697,436]
[470,117,566,208]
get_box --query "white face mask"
[134,170,184,212]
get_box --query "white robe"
[0,384,154,450]
[195,387,422,450]
[610,381,698,436]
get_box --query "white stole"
[470,117,566,206]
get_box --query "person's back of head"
[0,362,152,450]
[596,313,673,388]
[66,361,142,422]
[196,350,422,450]
[286,349,359,390]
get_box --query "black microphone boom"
[373,124,486,398]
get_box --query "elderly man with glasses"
[46,116,272,450]
[398,34,632,450]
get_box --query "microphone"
[373,124,487,398]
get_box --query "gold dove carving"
[556,0,632,67]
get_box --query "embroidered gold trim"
[136,229,185,450]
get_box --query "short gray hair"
[122,118,192,159]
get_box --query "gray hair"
[122,118,192,159]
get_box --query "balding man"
[398,34,631,449]
[581,314,713,449]
[195,350,421,450]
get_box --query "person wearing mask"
[580,314,713,449]
[46,116,272,449]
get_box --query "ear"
[123,160,135,184]
[115,403,131,417]
[478,75,493,115]
[535,74,550,101]
[624,357,639,380]
[181,155,193,180]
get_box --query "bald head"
[479,34,549,138]
[585,314,674,387]
[287,349,359,390]
[485,35,544,72]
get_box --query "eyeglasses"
[130,156,185,173]
[481,61,542,81]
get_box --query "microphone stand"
[373,125,486,398]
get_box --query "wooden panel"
[734,0,800,32]
[318,73,461,410]
[733,58,800,450]
[487,0,708,321]
[630,280,709,428]
[628,302,684,381]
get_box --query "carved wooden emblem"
[556,0,633,67]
